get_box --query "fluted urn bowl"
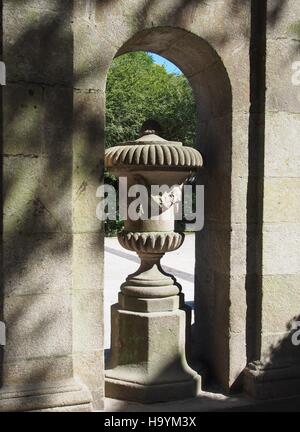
[105,126,203,233]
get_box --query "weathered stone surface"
[72,233,104,292]
[262,280,300,333]
[266,39,300,113]
[73,290,103,353]
[118,231,185,254]
[3,84,43,155]
[260,332,300,366]
[106,140,203,169]
[264,112,300,178]
[228,332,247,387]
[4,156,72,234]
[266,0,300,39]
[4,4,74,84]
[228,276,248,335]
[2,0,299,411]
[200,112,253,178]
[262,223,300,275]
[73,350,104,411]
[190,62,232,120]
[43,86,73,155]
[3,292,72,361]
[72,19,114,91]
[3,233,72,297]
[2,356,73,386]
[104,127,202,402]
[244,363,300,400]
[0,378,92,412]
[72,91,104,234]
[106,306,201,403]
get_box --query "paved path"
[104,233,195,349]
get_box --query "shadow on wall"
[259,314,300,370]
[0,0,3,388]
[0,0,104,391]
[0,0,295,405]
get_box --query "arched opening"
[104,26,233,393]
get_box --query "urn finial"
[139,119,162,137]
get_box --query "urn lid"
[105,121,203,170]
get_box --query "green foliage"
[104,170,124,237]
[105,52,196,148]
[105,52,197,236]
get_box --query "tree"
[105,52,196,148]
[105,52,197,236]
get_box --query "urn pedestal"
[105,125,203,403]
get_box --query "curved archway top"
[115,27,232,121]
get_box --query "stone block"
[187,0,251,42]
[264,112,300,178]
[43,86,73,156]
[73,290,103,353]
[260,332,300,367]
[73,350,104,411]
[2,355,73,387]
[72,19,114,90]
[72,233,104,292]
[263,177,300,223]
[4,5,73,84]
[3,292,72,361]
[0,378,92,412]
[200,112,252,178]
[244,362,300,400]
[106,306,201,403]
[195,224,231,274]
[197,224,256,276]
[222,40,250,114]
[3,233,72,297]
[4,155,72,234]
[3,84,43,156]
[261,276,300,333]
[266,39,300,113]
[5,0,73,13]
[262,223,300,275]
[72,91,104,234]
[228,333,247,388]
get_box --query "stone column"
[105,126,203,403]
[244,0,300,399]
[0,0,97,412]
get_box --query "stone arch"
[72,0,255,406]
[102,26,237,392]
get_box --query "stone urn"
[105,122,203,403]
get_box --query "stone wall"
[1,0,103,411]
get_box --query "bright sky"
[148,52,182,75]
